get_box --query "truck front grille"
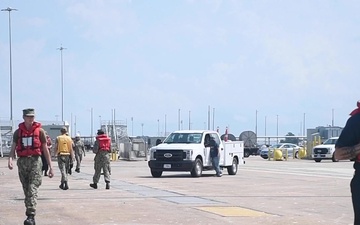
[313,148,329,154]
[154,150,184,161]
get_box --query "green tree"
[280,132,299,144]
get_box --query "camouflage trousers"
[75,151,83,170]
[17,156,43,216]
[93,151,110,183]
[57,155,70,182]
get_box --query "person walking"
[334,101,360,225]
[90,129,111,189]
[55,127,74,190]
[41,132,52,176]
[73,133,85,173]
[7,108,54,225]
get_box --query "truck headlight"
[184,149,193,160]
[149,148,156,160]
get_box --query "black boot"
[59,182,64,190]
[75,168,80,173]
[106,182,110,190]
[24,215,35,225]
[90,183,98,189]
[44,171,48,176]
[63,181,69,190]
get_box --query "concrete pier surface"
[0,154,354,225]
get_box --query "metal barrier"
[117,137,148,161]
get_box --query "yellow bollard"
[274,149,283,161]
[299,147,306,159]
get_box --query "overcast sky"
[1,0,359,138]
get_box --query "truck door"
[203,134,211,166]
[211,133,224,166]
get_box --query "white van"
[312,137,339,162]
[148,130,244,177]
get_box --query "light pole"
[99,115,102,128]
[303,113,306,136]
[207,105,210,130]
[141,123,144,136]
[178,109,181,130]
[157,119,159,136]
[74,115,77,136]
[131,117,133,136]
[90,108,93,144]
[1,7,17,127]
[255,110,258,135]
[57,44,66,122]
[212,108,215,130]
[188,110,191,130]
[264,116,267,145]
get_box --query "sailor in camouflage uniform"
[7,108,54,225]
[90,129,111,189]
[73,133,85,173]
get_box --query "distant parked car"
[259,145,270,159]
[260,143,302,159]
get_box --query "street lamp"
[1,7,17,128]
[57,44,67,122]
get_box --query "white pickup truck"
[312,137,339,162]
[148,130,244,177]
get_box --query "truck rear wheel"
[190,158,203,177]
[151,170,163,178]
[227,158,238,175]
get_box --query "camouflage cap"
[60,127,67,133]
[23,108,35,117]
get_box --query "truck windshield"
[163,133,203,144]
[323,138,338,145]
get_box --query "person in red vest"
[334,100,360,225]
[90,129,111,189]
[7,108,54,225]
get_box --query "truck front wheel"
[190,159,203,177]
[151,170,163,178]
[227,158,238,175]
